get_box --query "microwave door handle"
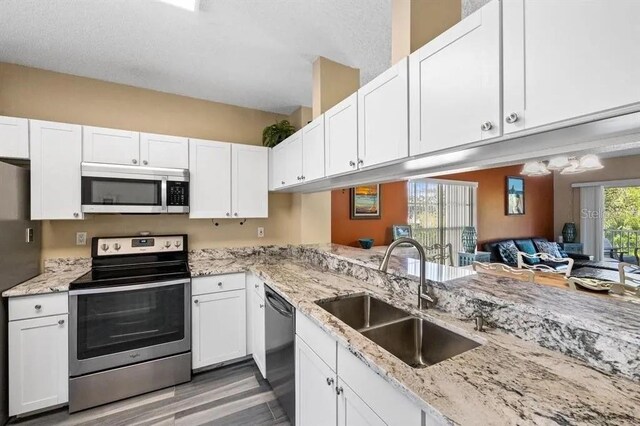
[161,177,168,212]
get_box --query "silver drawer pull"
[505,112,519,124]
[35,304,42,310]
[480,121,493,131]
[259,303,264,308]
[194,299,199,304]
[58,319,65,325]
[218,282,223,287]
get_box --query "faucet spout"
[378,237,436,309]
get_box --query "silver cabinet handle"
[505,113,519,124]
[336,386,343,395]
[259,303,264,308]
[217,282,223,287]
[326,377,334,386]
[226,213,230,217]
[281,181,285,185]
[58,319,65,325]
[73,212,79,218]
[132,159,138,164]
[143,160,148,165]
[254,283,259,289]
[194,299,199,304]
[301,176,306,180]
[349,160,356,167]
[234,213,238,217]
[480,121,493,131]
[357,159,364,166]
[35,304,42,310]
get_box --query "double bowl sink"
[316,294,480,369]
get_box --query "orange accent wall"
[441,165,555,246]
[330,165,554,248]
[331,182,408,247]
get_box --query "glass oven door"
[81,175,166,213]
[69,279,191,377]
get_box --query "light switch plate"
[76,232,87,246]
[257,227,265,238]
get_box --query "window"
[407,179,477,262]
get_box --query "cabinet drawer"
[337,344,421,426]
[192,273,246,296]
[9,293,68,321]
[296,312,336,372]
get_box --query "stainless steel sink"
[316,294,481,368]
[361,318,481,368]
[316,294,409,331]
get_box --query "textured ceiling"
[0,0,391,114]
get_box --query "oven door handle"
[69,278,190,295]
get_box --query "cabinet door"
[301,115,325,182]
[284,131,304,186]
[325,94,358,177]
[409,0,500,155]
[189,139,231,218]
[30,120,83,220]
[252,287,266,379]
[0,115,29,159]
[9,315,68,416]
[192,290,246,369]
[503,0,640,134]
[357,58,408,169]
[338,381,386,426]
[83,126,140,166]
[295,336,337,426]
[271,142,287,190]
[140,133,189,168]
[232,144,269,218]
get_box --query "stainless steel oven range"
[68,234,191,413]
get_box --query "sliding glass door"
[407,179,476,263]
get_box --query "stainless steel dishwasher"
[264,285,295,424]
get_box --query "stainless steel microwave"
[81,163,189,214]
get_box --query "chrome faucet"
[378,237,437,310]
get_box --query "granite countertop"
[3,244,639,424]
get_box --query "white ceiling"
[0,0,392,114]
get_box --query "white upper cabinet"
[503,0,640,134]
[189,140,268,219]
[301,115,325,183]
[232,144,269,218]
[409,0,501,156]
[270,141,287,190]
[285,131,304,185]
[324,94,358,177]
[140,133,189,168]
[358,58,409,169]
[30,120,83,220]
[0,116,29,159]
[82,126,140,166]
[189,139,232,218]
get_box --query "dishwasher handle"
[265,291,293,318]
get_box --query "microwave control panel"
[167,181,189,206]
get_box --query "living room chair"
[618,262,640,288]
[472,261,535,282]
[425,243,454,266]
[517,252,574,277]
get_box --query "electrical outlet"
[257,227,265,238]
[76,232,87,246]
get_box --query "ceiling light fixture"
[577,154,604,171]
[546,156,571,170]
[560,159,583,175]
[521,161,550,176]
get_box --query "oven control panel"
[94,235,185,256]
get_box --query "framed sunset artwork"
[350,185,381,219]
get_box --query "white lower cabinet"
[295,312,423,426]
[250,275,267,378]
[192,275,247,369]
[295,336,337,426]
[9,294,68,416]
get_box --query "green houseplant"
[262,120,296,148]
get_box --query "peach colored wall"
[331,182,408,247]
[442,165,555,245]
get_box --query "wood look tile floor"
[10,360,291,426]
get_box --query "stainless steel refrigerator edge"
[0,161,41,425]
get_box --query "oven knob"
[101,243,110,252]
[113,243,121,251]
[174,241,181,248]
[164,241,171,249]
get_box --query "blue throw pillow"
[536,241,562,258]
[514,240,541,265]
[498,241,519,265]
[556,243,570,258]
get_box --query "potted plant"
[262,120,296,148]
